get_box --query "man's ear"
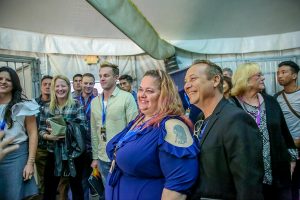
[292,73,298,80]
[213,75,221,88]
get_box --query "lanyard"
[194,119,209,143]
[239,96,261,127]
[101,95,107,126]
[0,119,6,130]
[184,92,191,109]
[80,96,92,115]
[116,129,139,149]
[199,120,208,141]
[256,104,261,126]
[115,116,150,149]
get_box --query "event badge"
[185,108,190,116]
[100,126,106,142]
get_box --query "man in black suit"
[184,60,264,200]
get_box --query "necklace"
[238,96,261,126]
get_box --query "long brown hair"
[0,66,27,129]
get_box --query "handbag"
[88,167,104,196]
[47,115,67,136]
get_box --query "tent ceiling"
[1,0,300,40]
[134,0,300,40]
[0,0,300,56]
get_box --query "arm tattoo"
[173,125,187,144]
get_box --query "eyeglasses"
[193,119,204,139]
[249,73,264,79]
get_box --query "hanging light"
[84,55,100,65]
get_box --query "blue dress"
[105,116,199,200]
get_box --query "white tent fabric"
[0,27,144,56]
[0,48,164,91]
[171,31,300,54]
[86,0,175,59]
[1,27,300,56]
[1,0,300,57]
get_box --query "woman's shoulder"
[10,99,40,120]
[158,116,199,158]
[163,118,193,146]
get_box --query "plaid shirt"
[35,96,50,149]
[75,94,95,152]
[39,100,87,152]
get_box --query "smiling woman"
[0,66,39,200]
[38,75,87,200]
[105,69,199,200]
[230,63,296,200]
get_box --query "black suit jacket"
[191,98,264,200]
[232,94,295,189]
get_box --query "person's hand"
[23,162,34,181]
[0,131,19,161]
[91,159,99,168]
[44,133,65,141]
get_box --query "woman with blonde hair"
[230,63,296,200]
[105,69,199,200]
[39,75,87,200]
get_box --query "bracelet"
[27,157,35,165]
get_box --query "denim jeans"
[98,160,111,186]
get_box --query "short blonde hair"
[231,62,260,96]
[100,62,119,76]
[49,75,74,113]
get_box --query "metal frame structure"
[170,55,300,95]
[0,54,41,98]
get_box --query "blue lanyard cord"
[0,119,6,130]
[101,95,107,126]
[80,96,92,115]
[116,116,149,149]
[193,119,209,142]
[116,129,139,149]
[184,92,191,109]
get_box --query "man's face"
[184,64,216,107]
[99,67,117,91]
[41,78,52,96]
[73,76,82,91]
[81,76,95,96]
[223,71,232,78]
[119,79,132,92]
[277,65,297,87]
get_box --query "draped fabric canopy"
[1,0,300,58]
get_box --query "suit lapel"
[200,115,218,146]
[200,98,228,146]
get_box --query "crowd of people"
[0,59,299,200]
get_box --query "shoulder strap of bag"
[282,92,300,119]
[274,90,283,99]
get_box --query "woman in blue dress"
[106,69,199,200]
[0,66,39,200]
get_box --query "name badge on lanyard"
[184,92,191,116]
[101,95,107,142]
[0,119,6,131]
